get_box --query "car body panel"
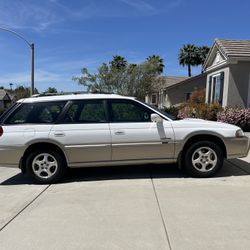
[49,123,111,164]
[110,121,175,161]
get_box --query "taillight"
[0,126,3,137]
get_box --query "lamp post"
[0,27,35,96]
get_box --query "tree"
[197,46,210,72]
[146,55,165,74]
[73,55,164,100]
[178,44,198,77]
[45,87,58,93]
[110,55,127,70]
[13,86,31,100]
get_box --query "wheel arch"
[178,133,227,169]
[20,142,68,173]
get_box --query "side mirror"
[151,113,163,123]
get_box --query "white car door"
[49,99,111,166]
[108,99,175,161]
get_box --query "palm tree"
[178,44,198,77]
[197,46,210,72]
[110,55,127,70]
[146,55,165,74]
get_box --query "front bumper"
[224,136,250,159]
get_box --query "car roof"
[18,94,136,103]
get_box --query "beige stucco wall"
[164,75,206,107]
[227,61,250,107]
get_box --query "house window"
[208,72,224,104]
[151,94,157,104]
[185,93,191,102]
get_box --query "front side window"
[63,100,107,123]
[110,100,152,122]
[4,101,66,125]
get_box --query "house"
[0,89,12,110]
[204,39,250,107]
[146,75,206,108]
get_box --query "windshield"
[140,101,179,120]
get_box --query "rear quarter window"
[4,101,66,125]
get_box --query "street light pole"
[0,27,35,96]
[31,43,35,95]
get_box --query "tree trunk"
[188,64,191,77]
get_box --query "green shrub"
[163,106,180,117]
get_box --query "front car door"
[50,99,111,167]
[108,99,175,162]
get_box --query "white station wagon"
[0,94,249,183]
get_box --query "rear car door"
[108,99,175,161]
[50,99,111,166]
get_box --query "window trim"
[208,72,224,104]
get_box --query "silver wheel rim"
[32,153,58,179]
[191,147,218,172]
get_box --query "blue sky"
[0,0,250,92]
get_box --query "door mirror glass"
[151,113,163,123]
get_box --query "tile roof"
[0,89,12,101]
[215,39,250,57]
[161,76,188,88]
[0,89,7,99]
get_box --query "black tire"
[26,149,66,184]
[183,141,224,178]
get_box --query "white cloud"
[0,0,60,32]
[119,0,157,13]
[0,0,183,32]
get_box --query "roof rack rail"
[31,91,88,98]
[31,91,116,98]
[90,90,115,94]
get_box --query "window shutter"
[219,72,224,105]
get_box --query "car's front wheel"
[26,149,66,184]
[184,141,224,177]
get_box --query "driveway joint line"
[0,185,50,232]
[149,171,172,250]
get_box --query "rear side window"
[63,100,107,123]
[4,101,66,125]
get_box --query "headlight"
[235,129,244,138]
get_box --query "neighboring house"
[0,89,12,110]
[146,75,206,108]
[204,39,250,107]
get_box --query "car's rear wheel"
[184,141,224,177]
[26,149,66,184]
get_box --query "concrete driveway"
[0,158,250,250]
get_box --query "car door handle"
[114,131,125,135]
[54,131,65,137]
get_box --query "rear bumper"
[224,136,250,159]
